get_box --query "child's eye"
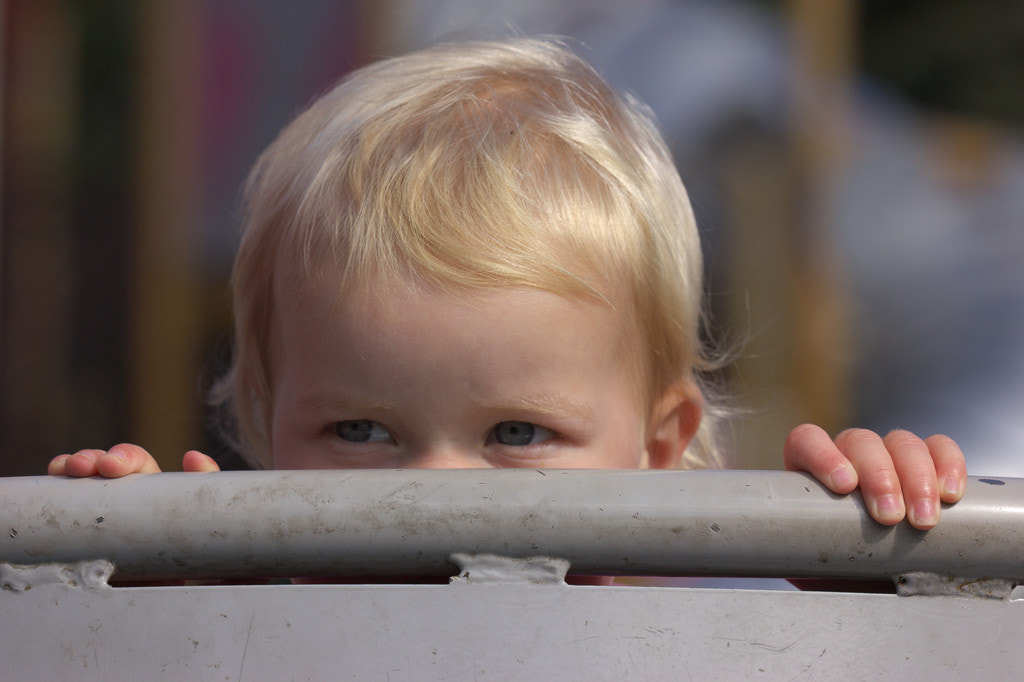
[334,420,392,443]
[489,421,554,446]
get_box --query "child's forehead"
[273,268,639,372]
[280,263,620,320]
[271,266,651,410]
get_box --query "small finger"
[783,424,858,494]
[47,454,71,476]
[95,443,162,477]
[835,428,906,525]
[183,450,221,473]
[926,434,967,504]
[62,450,105,477]
[884,430,939,530]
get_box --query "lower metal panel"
[3,580,1020,680]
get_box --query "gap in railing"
[104,576,893,592]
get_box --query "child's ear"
[643,381,703,469]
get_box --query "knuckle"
[784,423,823,450]
[924,433,957,452]
[883,429,926,454]
[864,464,899,490]
[835,428,880,450]
[789,423,823,439]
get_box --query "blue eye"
[334,420,392,443]
[490,421,553,446]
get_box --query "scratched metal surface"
[2,578,1022,680]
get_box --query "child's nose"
[405,447,489,469]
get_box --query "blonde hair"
[213,37,726,469]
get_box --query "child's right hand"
[47,444,220,477]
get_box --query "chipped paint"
[449,554,570,584]
[896,572,1020,600]
[1,560,114,592]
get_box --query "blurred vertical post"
[721,1,854,469]
[131,0,203,469]
[0,1,79,473]
[788,0,853,440]
[0,0,5,301]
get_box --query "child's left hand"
[783,424,966,530]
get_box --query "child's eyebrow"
[478,393,596,422]
[292,393,398,416]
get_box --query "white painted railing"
[2,470,1022,679]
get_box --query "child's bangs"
[292,98,643,308]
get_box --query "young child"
[49,37,965,530]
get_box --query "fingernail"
[911,499,938,527]
[830,464,856,490]
[943,474,964,498]
[875,494,903,520]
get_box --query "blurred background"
[2,0,1022,476]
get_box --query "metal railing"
[3,470,1023,680]
[3,469,1022,584]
